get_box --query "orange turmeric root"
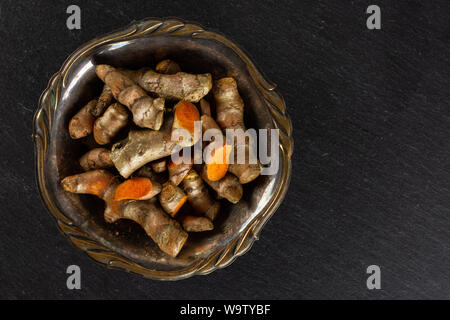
[155,59,181,75]
[93,102,129,145]
[79,148,113,171]
[96,65,165,130]
[159,182,188,217]
[171,100,200,147]
[91,84,114,117]
[61,170,187,257]
[213,77,261,184]
[181,169,220,220]
[123,68,212,103]
[114,177,161,201]
[201,169,243,204]
[69,99,97,139]
[181,215,214,232]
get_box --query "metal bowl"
[33,18,293,280]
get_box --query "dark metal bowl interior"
[38,21,290,277]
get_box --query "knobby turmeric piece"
[91,84,114,117]
[68,99,97,139]
[155,59,181,75]
[213,77,261,184]
[110,116,175,178]
[61,169,115,198]
[96,65,165,130]
[123,68,212,103]
[181,215,214,232]
[168,158,193,186]
[199,98,211,117]
[93,102,129,145]
[79,148,113,171]
[201,169,243,204]
[151,158,167,173]
[159,182,188,217]
[181,169,220,220]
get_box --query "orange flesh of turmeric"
[114,177,153,201]
[172,196,188,216]
[175,101,200,133]
[206,144,232,181]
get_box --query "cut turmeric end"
[174,101,200,133]
[114,177,153,201]
[206,163,229,182]
[171,195,188,217]
[206,144,232,181]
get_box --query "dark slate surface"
[0,0,449,299]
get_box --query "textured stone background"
[1,0,449,299]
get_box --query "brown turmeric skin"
[110,116,175,179]
[181,169,220,220]
[108,197,188,257]
[124,68,212,103]
[151,158,167,173]
[199,98,212,117]
[181,215,214,232]
[155,59,181,75]
[213,77,261,184]
[68,99,97,139]
[61,170,187,257]
[201,169,243,204]
[201,114,221,132]
[168,159,193,186]
[91,84,114,117]
[96,65,165,130]
[93,102,129,145]
[61,169,115,198]
[79,148,113,171]
[159,182,188,217]
[134,165,167,184]
[200,113,222,151]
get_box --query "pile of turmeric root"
[62,59,261,257]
